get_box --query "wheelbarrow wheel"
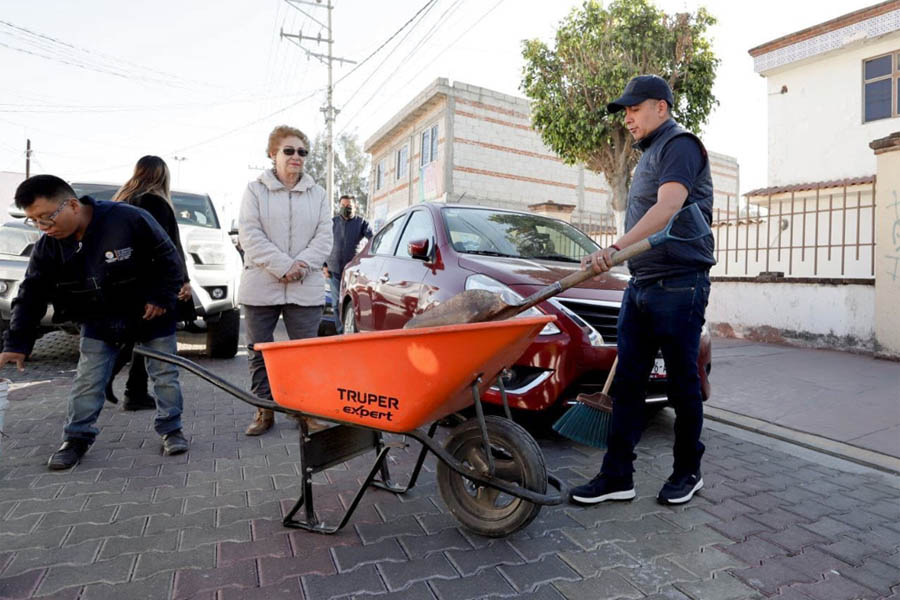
[437,415,546,537]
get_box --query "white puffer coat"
[238,169,333,307]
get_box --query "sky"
[0,0,877,224]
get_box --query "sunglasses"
[281,147,308,157]
[24,199,71,228]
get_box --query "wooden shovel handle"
[515,238,652,313]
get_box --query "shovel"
[404,202,712,329]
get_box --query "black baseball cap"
[607,75,674,113]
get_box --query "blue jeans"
[601,271,710,479]
[329,273,343,334]
[64,333,184,443]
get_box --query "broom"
[552,356,617,447]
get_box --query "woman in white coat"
[238,125,333,435]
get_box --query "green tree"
[304,132,370,215]
[521,0,719,234]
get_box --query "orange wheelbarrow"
[135,315,567,537]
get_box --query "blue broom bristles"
[552,403,611,448]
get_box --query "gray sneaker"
[162,430,189,456]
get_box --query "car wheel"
[206,308,240,358]
[342,299,356,334]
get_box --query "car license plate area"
[649,357,666,380]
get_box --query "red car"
[339,203,711,414]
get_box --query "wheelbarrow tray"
[253,315,555,433]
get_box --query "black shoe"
[657,471,703,505]
[162,430,189,456]
[122,392,156,411]
[47,440,91,470]
[570,474,635,505]
[104,381,118,404]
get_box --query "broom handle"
[515,239,652,313]
[602,356,618,395]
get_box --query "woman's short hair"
[267,126,309,159]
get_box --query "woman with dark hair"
[239,125,332,435]
[107,155,193,410]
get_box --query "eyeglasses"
[281,147,308,157]
[24,199,71,228]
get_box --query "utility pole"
[173,156,187,187]
[25,139,31,178]
[282,0,355,211]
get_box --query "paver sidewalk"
[0,332,898,599]
[708,337,900,460]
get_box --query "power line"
[77,86,326,176]
[333,0,439,87]
[0,19,221,91]
[341,0,507,135]
[338,0,470,134]
[336,0,444,113]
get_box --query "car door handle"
[378,274,390,283]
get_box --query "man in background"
[325,195,372,333]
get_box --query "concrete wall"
[871,131,900,359]
[760,31,900,187]
[708,280,875,351]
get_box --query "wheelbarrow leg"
[470,376,496,475]
[370,421,439,494]
[283,442,401,534]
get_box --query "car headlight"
[188,242,228,266]
[549,299,604,346]
[465,274,561,336]
[0,280,9,295]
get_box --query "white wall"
[708,281,875,350]
[763,32,900,186]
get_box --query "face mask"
[340,206,352,218]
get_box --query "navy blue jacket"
[326,215,372,274]
[4,196,183,355]
[625,119,716,283]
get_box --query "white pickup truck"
[0,183,243,358]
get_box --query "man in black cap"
[570,74,715,507]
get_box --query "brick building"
[364,78,739,232]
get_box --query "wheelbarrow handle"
[133,347,281,412]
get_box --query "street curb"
[704,406,900,476]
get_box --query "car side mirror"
[408,238,430,261]
[228,219,239,236]
[7,205,24,219]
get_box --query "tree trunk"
[608,170,629,238]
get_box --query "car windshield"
[0,225,41,257]
[441,207,599,262]
[71,183,220,229]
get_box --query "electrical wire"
[335,0,445,119]
[334,0,439,87]
[340,0,507,135]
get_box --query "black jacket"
[326,215,372,274]
[127,193,189,284]
[4,196,184,354]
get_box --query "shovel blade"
[404,289,513,329]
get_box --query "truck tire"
[206,308,240,358]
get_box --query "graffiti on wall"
[887,190,900,282]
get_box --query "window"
[394,210,434,258]
[395,145,408,179]
[375,158,386,190]
[420,124,439,165]
[370,215,403,255]
[863,51,899,122]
